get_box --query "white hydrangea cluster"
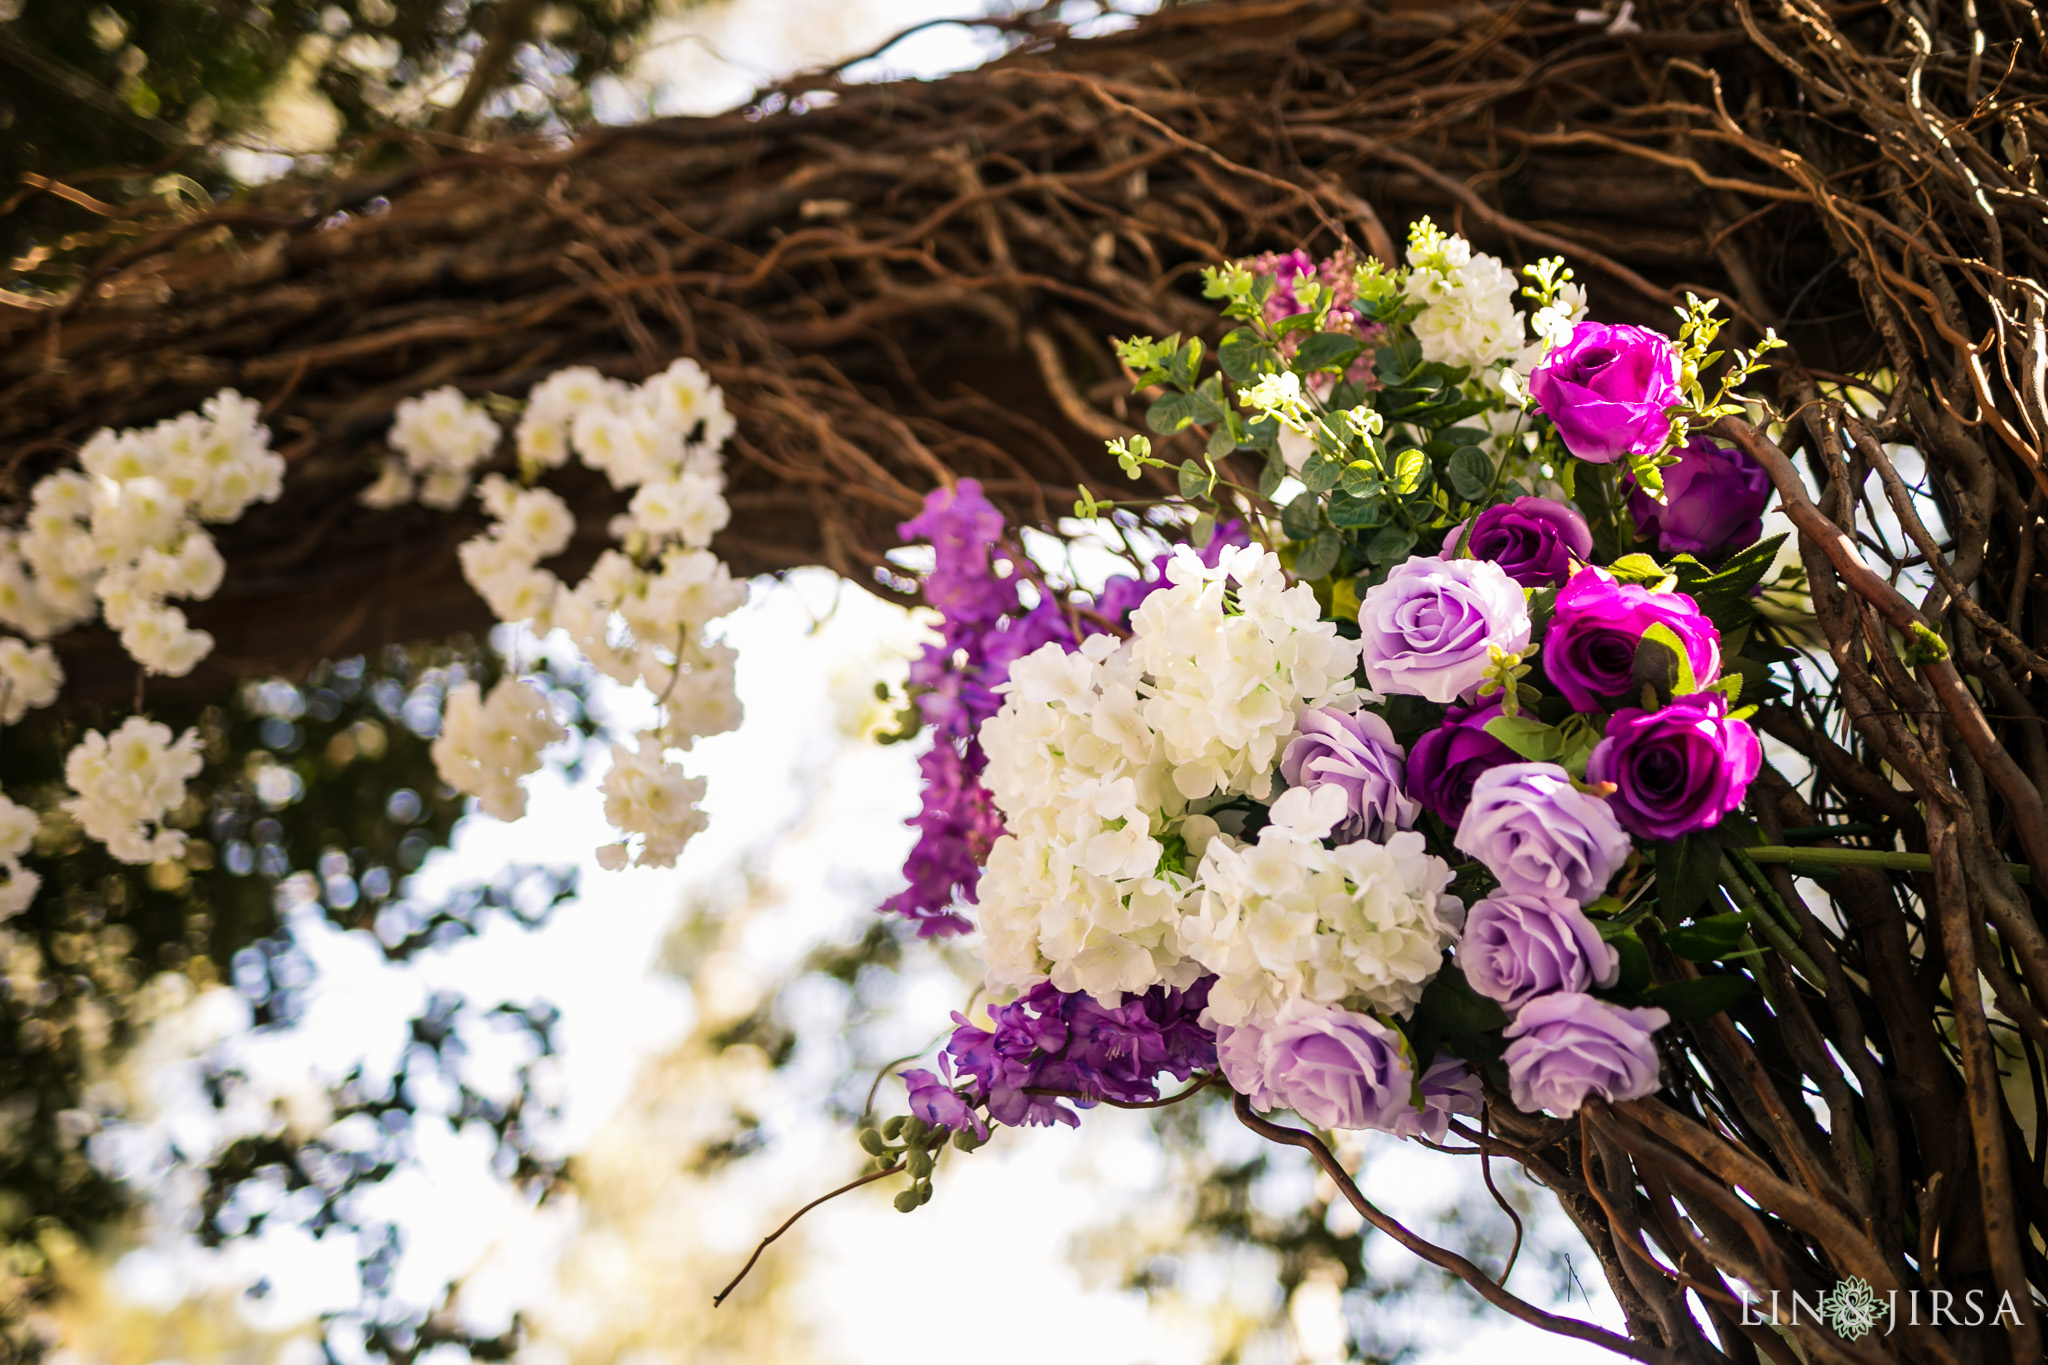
[61,716,203,865]
[369,386,505,510]
[0,389,281,677]
[0,791,40,918]
[431,678,567,822]
[1400,219,1525,377]
[432,357,745,870]
[975,545,1373,1002]
[1181,784,1463,1027]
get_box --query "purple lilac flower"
[1280,707,1419,843]
[945,978,1216,1129]
[1388,1055,1485,1143]
[1628,435,1773,558]
[1544,566,1721,713]
[1406,699,1518,827]
[1460,893,1621,1012]
[1356,555,1532,704]
[1216,1000,1415,1131]
[900,1062,987,1138]
[1528,321,1681,465]
[1586,691,1763,841]
[1447,496,1593,587]
[1455,762,1632,904]
[1503,993,1669,1116]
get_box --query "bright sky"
[76,4,1639,1362]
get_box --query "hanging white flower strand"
[415,357,745,869]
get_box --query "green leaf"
[1294,332,1368,374]
[1328,492,1384,530]
[1258,451,1288,500]
[1656,835,1725,923]
[1339,460,1383,499]
[1366,525,1417,564]
[1607,553,1674,588]
[1206,424,1239,460]
[1447,446,1493,501]
[1644,974,1751,1021]
[1300,450,1343,495]
[1178,458,1215,501]
[1168,336,1205,390]
[1146,392,1194,434]
[1607,929,1654,992]
[1413,965,1510,1036]
[1218,327,1280,383]
[1633,620,1699,704]
[1393,447,1428,495]
[1484,714,1567,761]
[1669,533,1788,632]
[1280,492,1324,542]
[1295,526,1341,580]
[1375,336,1423,385]
[1660,912,1751,962]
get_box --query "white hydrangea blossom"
[0,638,62,725]
[61,717,203,865]
[0,390,281,677]
[1401,219,1525,377]
[378,386,504,510]
[0,791,40,919]
[433,357,745,870]
[974,546,1369,1003]
[431,677,567,822]
[1180,784,1463,1027]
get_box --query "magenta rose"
[1448,496,1593,587]
[1387,1054,1485,1143]
[1544,566,1721,712]
[1586,691,1763,841]
[1460,893,1621,1012]
[1406,699,1517,826]
[1503,994,1670,1116]
[1216,1001,1415,1131]
[1529,321,1680,465]
[1455,762,1632,904]
[1628,436,1773,557]
[1357,555,1532,704]
[1281,707,1420,843]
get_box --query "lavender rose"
[1217,1001,1415,1131]
[1448,496,1593,587]
[1280,708,1420,843]
[1529,321,1681,464]
[1455,762,1632,904]
[1357,555,1532,704]
[1407,700,1518,826]
[1545,566,1721,712]
[1460,893,1621,1012]
[1503,993,1670,1116]
[1587,692,1763,841]
[1628,435,1773,557]
[1387,1054,1485,1143]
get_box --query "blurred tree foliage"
[0,0,663,264]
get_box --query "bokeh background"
[1,4,1628,1361]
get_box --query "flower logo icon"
[1822,1276,1883,1340]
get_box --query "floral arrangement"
[839,220,1801,1215]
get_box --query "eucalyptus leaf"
[1339,459,1383,499]
[1206,424,1238,459]
[1366,525,1418,564]
[1295,526,1342,580]
[1178,458,1215,501]
[1281,491,1324,542]
[1328,492,1384,529]
[1258,450,1288,500]
[1393,447,1428,495]
[1300,450,1343,495]
[1447,446,1494,501]
[1147,392,1194,434]
[1218,327,1280,383]
[1294,332,1368,374]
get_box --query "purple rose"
[1216,1001,1415,1131]
[1455,762,1632,904]
[1460,893,1621,1012]
[1587,692,1763,841]
[1503,993,1670,1117]
[1357,555,1532,704]
[1544,566,1721,712]
[1448,497,1593,587]
[1529,321,1681,465]
[1280,708,1419,843]
[900,1066,986,1138]
[1387,1054,1485,1143]
[1407,700,1518,826]
[1628,436,1773,558]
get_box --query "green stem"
[1718,853,1828,992]
[1744,845,2033,886]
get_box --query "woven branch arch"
[5,1,2048,1360]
